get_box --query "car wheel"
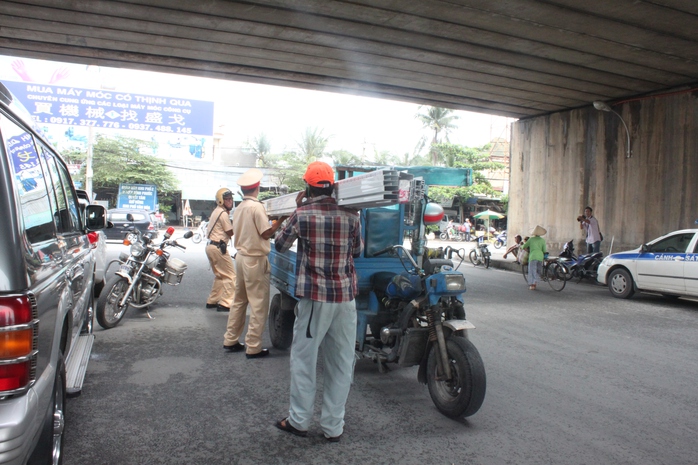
[608,268,635,299]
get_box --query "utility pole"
[86,126,94,200]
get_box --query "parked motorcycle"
[469,236,492,268]
[439,227,462,241]
[97,226,193,329]
[191,220,208,244]
[493,230,507,249]
[558,240,602,282]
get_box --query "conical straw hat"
[530,225,547,236]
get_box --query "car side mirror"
[85,205,108,230]
[640,244,648,253]
[127,213,135,222]
[107,221,114,229]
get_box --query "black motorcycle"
[97,226,193,329]
[558,240,602,283]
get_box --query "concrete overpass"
[1,0,697,249]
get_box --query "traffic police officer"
[205,188,236,312]
[223,168,286,357]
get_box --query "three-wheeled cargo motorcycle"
[267,167,486,419]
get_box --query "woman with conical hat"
[521,225,547,290]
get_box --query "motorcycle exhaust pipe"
[380,327,402,345]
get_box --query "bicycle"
[521,256,568,291]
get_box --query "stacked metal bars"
[264,169,400,216]
[405,177,426,225]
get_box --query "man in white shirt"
[579,206,601,253]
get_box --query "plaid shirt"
[274,195,363,303]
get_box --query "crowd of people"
[204,162,361,442]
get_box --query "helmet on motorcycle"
[215,188,233,207]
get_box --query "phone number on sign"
[35,117,192,133]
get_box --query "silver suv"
[0,82,108,464]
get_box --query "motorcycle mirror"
[183,231,194,239]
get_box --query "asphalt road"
[63,237,698,465]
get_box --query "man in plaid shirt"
[274,161,363,443]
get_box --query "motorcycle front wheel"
[469,249,479,266]
[427,337,486,418]
[191,233,202,244]
[96,275,130,329]
[493,240,504,249]
[439,232,448,240]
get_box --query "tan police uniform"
[205,205,236,308]
[223,170,273,355]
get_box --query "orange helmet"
[303,161,334,187]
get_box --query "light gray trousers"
[287,297,357,437]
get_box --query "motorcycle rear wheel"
[493,240,503,249]
[521,264,529,282]
[96,275,130,329]
[483,253,490,269]
[426,337,486,418]
[191,233,202,244]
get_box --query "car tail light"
[148,222,154,230]
[0,295,38,394]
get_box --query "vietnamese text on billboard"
[3,81,214,136]
[117,183,158,211]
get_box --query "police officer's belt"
[208,240,225,246]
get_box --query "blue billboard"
[3,81,214,136]
[117,183,158,211]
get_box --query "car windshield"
[647,233,695,253]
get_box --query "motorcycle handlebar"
[371,245,395,257]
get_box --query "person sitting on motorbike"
[458,222,468,240]
[503,234,523,263]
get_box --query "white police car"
[597,229,698,299]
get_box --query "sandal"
[275,418,307,437]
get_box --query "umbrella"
[473,209,505,240]
[183,199,192,226]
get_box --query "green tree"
[296,127,329,163]
[415,106,459,164]
[75,135,179,207]
[246,132,271,166]
[370,149,397,166]
[426,142,506,203]
[329,149,361,166]
[262,151,307,194]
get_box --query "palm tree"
[250,132,271,166]
[330,149,361,166]
[415,106,459,165]
[296,127,329,163]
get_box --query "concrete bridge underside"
[1,0,697,247]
